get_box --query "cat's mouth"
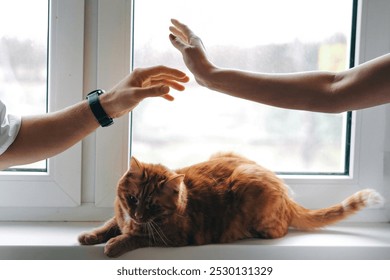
[123,208,149,225]
[130,215,151,225]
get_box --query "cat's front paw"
[78,232,100,245]
[104,237,128,258]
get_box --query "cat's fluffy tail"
[289,189,384,230]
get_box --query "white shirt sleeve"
[0,100,21,155]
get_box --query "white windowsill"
[0,222,389,260]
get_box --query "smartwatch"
[86,89,114,127]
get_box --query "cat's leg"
[256,223,289,239]
[78,217,121,245]
[104,234,150,258]
[254,205,290,239]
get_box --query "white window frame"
[0,0,388,222]
[0,0,84,208]
[93,0,131,208]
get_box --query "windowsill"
[0,222,389,260]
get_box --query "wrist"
[198,64,222,90]
[194,62,219,88]
[86,89,114,127]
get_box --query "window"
[132,0,354,174]
[0,0,388,222]
[93,0,388,220]
[0,0,84,209]
[0,0,48,171]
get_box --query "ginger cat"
[79,152,383,257]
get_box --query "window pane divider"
[93,0,132,207]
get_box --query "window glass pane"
[0,0,48,171]
[132,0,353,174]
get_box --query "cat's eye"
[126,195,138,205]
[145,201,158,211]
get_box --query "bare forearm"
[205,68,338,112]
[203,54,390,113]
[0,101,98,169]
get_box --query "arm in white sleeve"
[0,100,21,156]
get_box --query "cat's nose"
[135,211,143,220]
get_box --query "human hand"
[169,19,216,87]
[101,65,189,119]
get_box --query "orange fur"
[79,152,383,257]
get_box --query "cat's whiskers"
[148,220,170,246]
[145,222,156,246]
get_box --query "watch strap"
[86,89,114,127]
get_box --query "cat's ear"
[164,174,185,192]
[129,156,143,174]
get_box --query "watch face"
[96,89,104,95]
[87,89,104,97]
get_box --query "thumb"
[169,34,187,52]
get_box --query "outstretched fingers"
[169,26,187,43]
[170,19,203,47]
[145,78,187,91]
[135,65,189,82]
[170,19,195,40]
[132,66,189,91]
[130,65,190,102]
